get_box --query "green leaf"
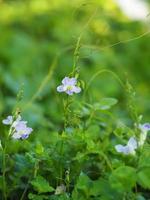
[138,145,150,168]
[93,98,118,110]
[31,176,54,194]
[109,166,136,192]
[35,143,44,155]
[86,125,100,140]
[137,167,150,189]
[28,193,48,200]
[75,172,92,191]
[136,195,146,200]
[89,179,122,199]
[72,172,92,199]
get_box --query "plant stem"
[2,124,13,200]
[58,137,64,185]
[19,183,29,200]
[63,96,71,129]
[20,161,39,200]
[2,143,7,200]
[72,36,81,75]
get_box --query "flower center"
[19,130,26,135]
[66,85,73,91]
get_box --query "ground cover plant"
[0,0,150,200]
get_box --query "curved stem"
[23,57,58,111]
[72,9,97,76]
[20,161,39,200]
[82,30,150,52]
[83,69,125,97]
[99,151,113,171]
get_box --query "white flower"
[2,116,13,125]
[2,115,33,140]
[57,77,81,95]
[55,184,66,195]
[12,115,27,128]
[12,121,33,140]
[138,123,150,146]
[115,137,138,155]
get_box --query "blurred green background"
[0,0,150,131]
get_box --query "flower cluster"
[115,123,150,155]
[2,115,33,140]
[57,77,81,95]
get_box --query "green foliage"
[91,98,118,111]
[0,0,150,199]
[28,193,49,200]
[109,166,137,192]
[31,176,54,194]
[137,168,150,189]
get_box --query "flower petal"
[62,77,77,86]
[12,132,22,139]
[69,78,77,86]
[21,134,29,139]
[66,90,74,95]
[26,127,33,135]
[73,86,81,93]
[2,116,13,125]
[115,144,126,153]
[139,123,150,132]
[115,144,133,155]
[15,121,27,131]
[127,137,137,149]
[57,85,65,92]
[62,77,70,85]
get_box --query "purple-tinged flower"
[57,77,81,95]
[2,116,13,125]
[139,123,150,132]
[115,137,137,155]
[2,114,33,140]
[12,121,33,140]
[138,123,150,146]
[12,115,27,128]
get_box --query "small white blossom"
[139,123,150,132]
[2,116,13,125]
[12,121,33,140]
[115,137,138,155]
[57,77,81,95]
[12,115,27,128]
[55,184,66,195]
[138,123,150,146]
[2,115,33,140]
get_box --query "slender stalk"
[83,69,125,99]
[2,126,13,200]
[19,183,29,200]
[72,36,81,75]
[72,9,97,76]
[59,138,64,185]
[2,143,7,200]
[20,161,39,200]
[65,169,70,194]
[63,96,71,129]
[23,57,57,111]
